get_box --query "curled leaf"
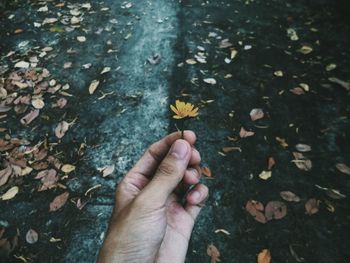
[336,163,350,175]
[89,80,100,94]
[20,110,39,125]
[26,229,38,244]
[245,200,267,223]
[305,198,319,215]
[207,244,221,263]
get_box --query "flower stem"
[181,119,185,139]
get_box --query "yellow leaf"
[61,164,76,174]
[89,80,100,94]
[259,170,272,180]
[1,186,19,201]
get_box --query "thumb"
[137,139,191,207]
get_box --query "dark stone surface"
[0,0,350,262]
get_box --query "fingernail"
[191,191,201,202]
[189,168,199,178]
[170,140,189,159]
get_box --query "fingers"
[129,130,196,179]
[137,139,191,207]
[185,184,209,221]
[183,167,201,185]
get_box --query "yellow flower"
[170,100,199,119]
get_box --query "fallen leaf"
[274,70,283,77]
[325,64,337,71]
[328,77,350,91]
[101,164,115,177]
[298,45,313,54]
[222,146,241,153]
[0,186,19,201]
[240,127,255,138]
[305,198,319,215]
[25,229,38,244]
[77,36,86,42]
[89,80,100,94]
[292,152,312,171]
[31,99,45,109]
[335,163,350,175]
[185,59,197,65]
[258,249,271,263]
[203,78,217,85]
[295,144,311,152]
[61,164,75,174]
[250,108,264,121]
[201,167,212,177]
[100,67,111,74]
[280,191,301,202]
[0,166,12,187]
[245,200,267,223]
[20,110,39,125]
[219,38,232,48]
[35,169,58,191]
[267,157,275,170]
[265,201,287,220]
[326,189,346,199]
[290,87,305,95]
[49,192,69,212]
[259,170,272,180]
[207,244,221,263]
[14,61,30,69]
[230,48,238,59]
[55,121,69,139]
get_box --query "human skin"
[98,131,209,263]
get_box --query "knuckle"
[157,160,177,176]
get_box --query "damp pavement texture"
[0,0,350,262]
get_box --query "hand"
[98,131,208,263]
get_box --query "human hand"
[97,131,208,263]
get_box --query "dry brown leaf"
[55,121,69,139]
[276,137,288,148]
[20,109,39,125]
[0,186,19,201]
[201,167,212,177]
[290,87,305,95]
[267,157,275,170]
[335,163,350,175]
[0,166,13,187]
[280,191,301,202]
[49,192,69,212]
[292,152,312,171]
[25,229,38,244]
[207,244,221,263]
[35,169,58,191]
[222,147,241,153]
[305,198,319,215]
[245,200,267,223]
[239,127,255,138]
[265,201,287,220]
[298,45,313,54]
[89,80,100,94]
[258,249,271,263]
[250,108,264,121]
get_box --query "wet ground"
[1,0,350,262]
